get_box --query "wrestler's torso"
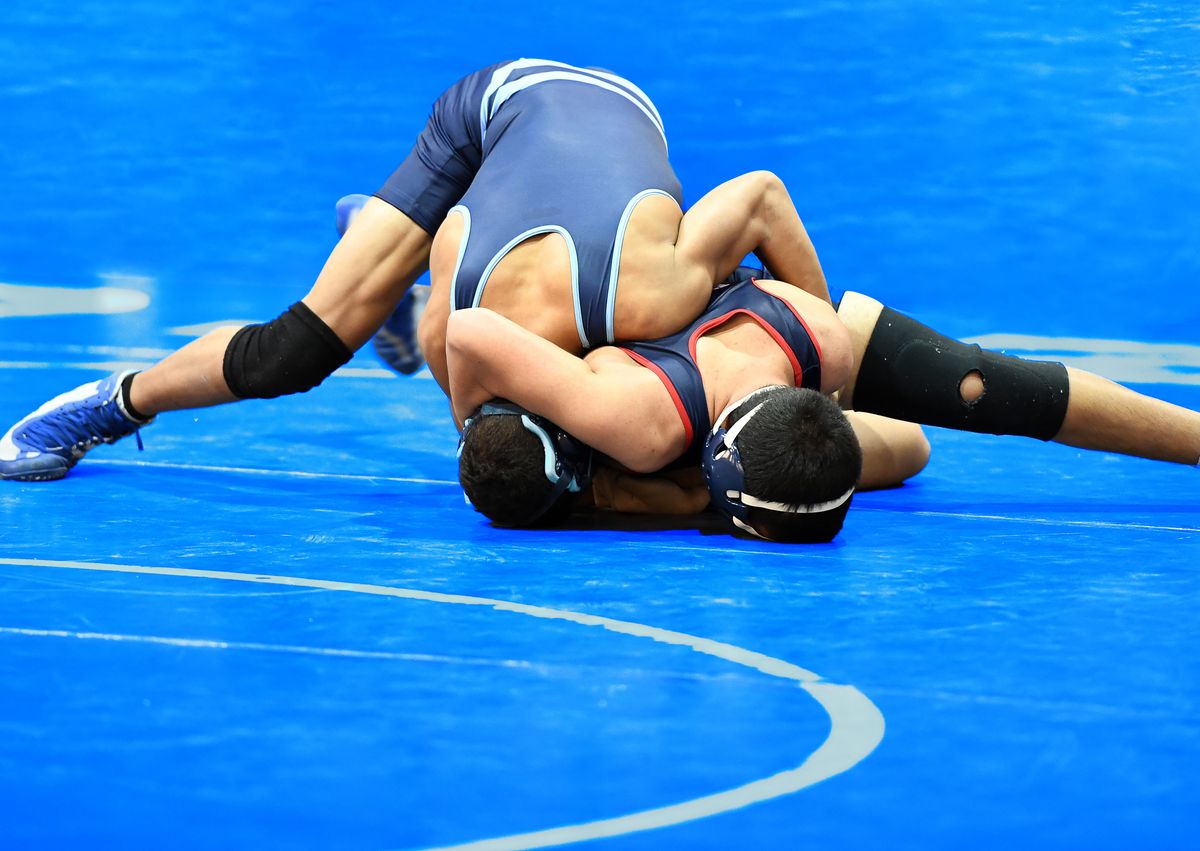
[416,60,685,351]
[590,279,826,469]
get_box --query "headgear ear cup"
[460,401,594,525]
[703,387,856,543]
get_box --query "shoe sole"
[0,469,70,482]
[0,459,71,482]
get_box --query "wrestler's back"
[431,78,685,351]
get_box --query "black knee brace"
[853,307,1070,440]
[223,302,353,399]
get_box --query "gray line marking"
[0,356,430,381]
[856,507,1200,534]
[53,457,1193,540]
[0,626,807,689]
[0,556,884,851]
[0,626,549,670]
[86,458,458,486]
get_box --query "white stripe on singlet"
[465,224,588,349]
[479,59,666,148]
[446,205,473,312]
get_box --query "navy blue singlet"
[376,59,683,348]
[618,280,824,466]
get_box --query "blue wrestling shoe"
[372,285,430,375]
[0,370,152,482]
[335,193,371,236]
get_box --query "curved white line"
[432,682,882,851]
[0,557,885,850]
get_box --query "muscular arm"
[130,199,431,415]
[446,308,685,473]
[675,171,832,304]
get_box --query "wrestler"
[450,276,1200,542]
[2,59,829,481]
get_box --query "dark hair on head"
[732,387,862,543]
[458,414,575,527]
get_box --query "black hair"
[458,414,574,527]
[732,387,862,543]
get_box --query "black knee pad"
[223,302,352,399]
[853,307,1070,440]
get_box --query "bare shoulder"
[755,279,852,395]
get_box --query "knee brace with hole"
[852,307,1070,440]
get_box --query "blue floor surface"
[1,2,1198,849]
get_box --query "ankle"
[120,373,153,423]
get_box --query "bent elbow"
[622,452,665,476]
[444,309,484,358]
[904,428,932,479]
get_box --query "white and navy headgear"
[702,386,856,541]
[460,400,594,525]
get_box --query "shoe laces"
[20,399,144,455]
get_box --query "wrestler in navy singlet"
[619,280,824,466]
[376,59,682,348]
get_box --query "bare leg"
[834,290,885,411]
[674,171,831,304]
[836,291,1200,466]
[129,327,242,414]
[130,199,431,416]
[1054,368,1200,464]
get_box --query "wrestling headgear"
[703,386,856,542]
[460,400,594,525]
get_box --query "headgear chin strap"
[702,386,855,540]
[460,400,594,522]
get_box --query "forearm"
[751,176,830,304]
[675,171,831,303]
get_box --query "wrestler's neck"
[695,322,794,426]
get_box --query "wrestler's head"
[458,400,593,527]
[704,386,861,543]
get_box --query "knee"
[223,304,351,399]
[960,370,985,403]
[744,170,786,206]
[746,169,783,190]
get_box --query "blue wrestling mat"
[1,1,1197,849]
